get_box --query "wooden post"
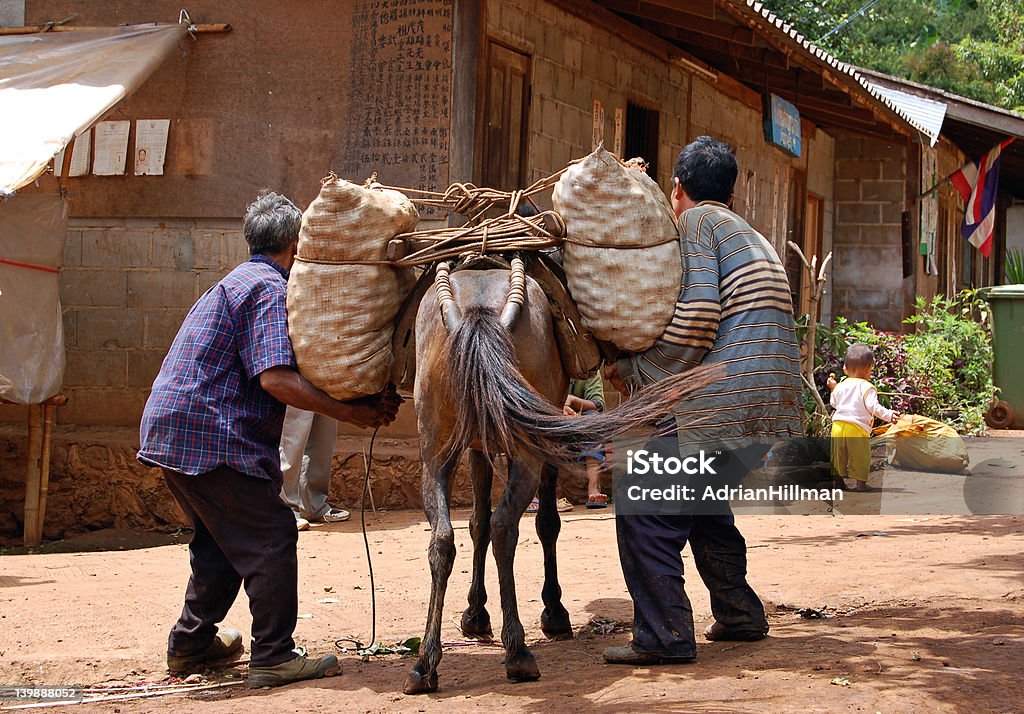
[33,404,57,545]
[23,404,44,547]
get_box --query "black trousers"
[616,513,768,656]
[163,466,298,668]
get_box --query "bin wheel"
[985,400,1015,429]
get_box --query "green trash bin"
[981,285,1024,429]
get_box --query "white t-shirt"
[830,377,895,435]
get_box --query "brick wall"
[832,133,909,331]
[489,0,826,257]
[0,220,246,427]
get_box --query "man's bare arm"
[259,366,401,428]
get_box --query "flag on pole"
[949,137,1014,257]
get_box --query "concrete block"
[60,269,127,308]
[554,68,574,103]
[617,60,632,88]
[61,387,149,427]
[881,201,905,225]
[835,180,861,202]
[63,231,82,267]
[192,231,246,271]
[77,310,144,350]
[533,58,555,94]
[859,225,900,245]
[144,310,187,349]
[837,202,881,225]
[834,136,863,159]
[127,351,167,388]
[81,230,150,268]
[882,158,905,181]
[541,96,561,137]
[151,231,196,271]
[860,180,903,202]
[62,310,77,350]
[64,350,126,388]
[195,270,226,300]
[564,37,582,72]
[127,270,196,309]
[836,159,881,181]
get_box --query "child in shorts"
[827,343,900,492]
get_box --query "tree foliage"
[766,0,1024,113]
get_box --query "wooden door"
[480,42,530,191]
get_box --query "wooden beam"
[450,0,481,190]
[23,404,43,548]
[639,0,716,20]
[0,22,230,35]
[598,0,755,44]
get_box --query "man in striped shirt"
[604,136,802,665]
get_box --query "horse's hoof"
[403,666,439,695]
[541,606,573,640]
[505,651,541,682]
[461,608,494,641]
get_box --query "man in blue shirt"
[139,192,400,688]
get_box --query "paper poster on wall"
[592,100,604,150]
[92,121,130,175]
[613,108,624,157]
[68,132,91,177]
[133,119,170,176]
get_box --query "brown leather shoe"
[247,651,340,689]
[603,644,696,665]
[704,622,768,642]
[167,627,243,673]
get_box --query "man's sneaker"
[167,627,243,674]
[321,507,351,523]
[246,651,340,689]
[295,517,310,531]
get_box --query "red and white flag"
[949,137,1014,257]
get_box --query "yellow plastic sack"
[873,415,969,473]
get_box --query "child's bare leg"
[585,457,602,498]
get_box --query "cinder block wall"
[831,134,908,331]
[0,220,245,427]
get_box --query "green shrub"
[801,290,993,436]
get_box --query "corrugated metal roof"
[862,83,947,145]
[735,1,944,143]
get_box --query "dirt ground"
[2,505,1023,713]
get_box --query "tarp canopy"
[0,23,186,195]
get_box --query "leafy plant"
[803,290,994,436]
[1005,248,1024,284]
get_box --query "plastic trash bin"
[981,285,1024,428]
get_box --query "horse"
[403,256,708,694]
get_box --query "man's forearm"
[259,367,352,422]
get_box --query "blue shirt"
[138,254,296,483]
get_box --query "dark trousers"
[616,513,768,656]
[163,466,298,668]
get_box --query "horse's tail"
[439,304,715,468]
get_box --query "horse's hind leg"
[491,454,542,682]
[461,449,494,640]
[536,462,572,639]
[405,458,458,695]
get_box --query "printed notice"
[614,108,624,157]
[92,121,130,175]
[68,133,91,177]
[134,119,170,176]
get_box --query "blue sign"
[764,94,802,158]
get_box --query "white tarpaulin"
[0,193,68,403]
[0,23,186,195]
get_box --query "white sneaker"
[321,507,351,523]
[295,517,310,531]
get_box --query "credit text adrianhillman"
[623,448,845,503]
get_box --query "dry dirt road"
[2,510,1023,713]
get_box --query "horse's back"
[414,268,566,413]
